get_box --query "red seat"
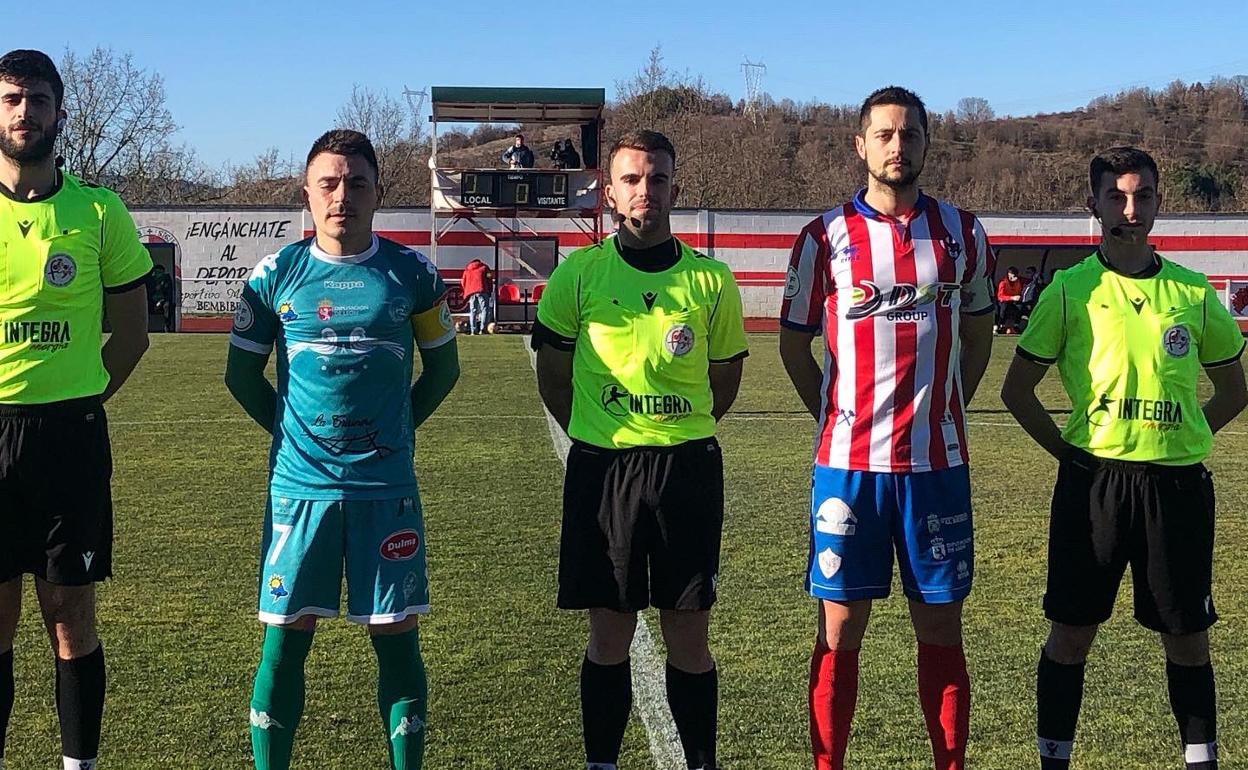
[531,283,546,302]
[497,284,522,304]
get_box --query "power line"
[741,59,767,125]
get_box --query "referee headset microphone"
[1089,203,1125,238]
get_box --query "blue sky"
[10,0,1248,168]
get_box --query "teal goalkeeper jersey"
[229,235,454,500]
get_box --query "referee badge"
[1162,324,1191,357]
[45,254,77,287]
[665,324,695,356]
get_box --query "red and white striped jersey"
[780,190,995,473]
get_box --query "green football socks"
[371,628,428,770]
[250,625,314,770]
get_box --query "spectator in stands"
[502,134,535,169]
[147,263,176,332]
[552,138,581,169]
[997,265,1026,334]
[1021,266,1043,317]
[461,258,493,335]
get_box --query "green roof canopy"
[430,87,605,124]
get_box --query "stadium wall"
[129,208,1248,332]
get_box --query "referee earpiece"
[56,117,66,132]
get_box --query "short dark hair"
[858,85,928,137]
[0,49,64,107]
[1089,146,1159,196]
[305,129,379,179]
[515,133,524,140]
[1007,265,1019,274]
[608,129,676,169]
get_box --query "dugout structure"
[429,86,605,330]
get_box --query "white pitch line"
[523,338,686,770]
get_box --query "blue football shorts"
[257,494,430,625]
[806,464,974,604]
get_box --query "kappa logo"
[391,715,425,739]
[250,708,284,730]
[815,498,857,536]
[818,548,842,579]
[45,254,77,287]
[82,551,96,572]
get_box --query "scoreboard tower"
[429,87,605,329]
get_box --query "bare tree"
[57,47,191,199]
[335,84,426,204]
[217,148,302,205]
[955,96,995,124]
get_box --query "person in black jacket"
[502,134,535,168]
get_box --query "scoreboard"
[459,171,569,208]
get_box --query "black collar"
[617,237,681,273]
[0,169,64,203]
[1096,248,1161,279]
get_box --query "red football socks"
[917,642,971,770]
[809,641,859,770]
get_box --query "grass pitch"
[5,333,1247,769]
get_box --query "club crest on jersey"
[846,280,960,321]
[1162,324,1190,357]
[665,324,695,356]
[233,298,255,331]
[317,298,334,321]
[278,301,298,323]
[389,298,413,323]
[44,254,77,287]
[941,235,963,260]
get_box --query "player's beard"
[869,158,923,191]
[0,120,59,165]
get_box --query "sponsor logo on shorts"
[403,572,420,600]
[267,575,288,599]
[818,548,842,579]
[381,530,421,561]
[815,498,857,536]
[926,514,942,534]
[957,560,970,580]
[931,537,947,560]
[45,254,77,287]
[1163,323,1191,357]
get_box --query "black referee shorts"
[0,396,114,585]
[558,437,724,612]
[1044,447,1217,635]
